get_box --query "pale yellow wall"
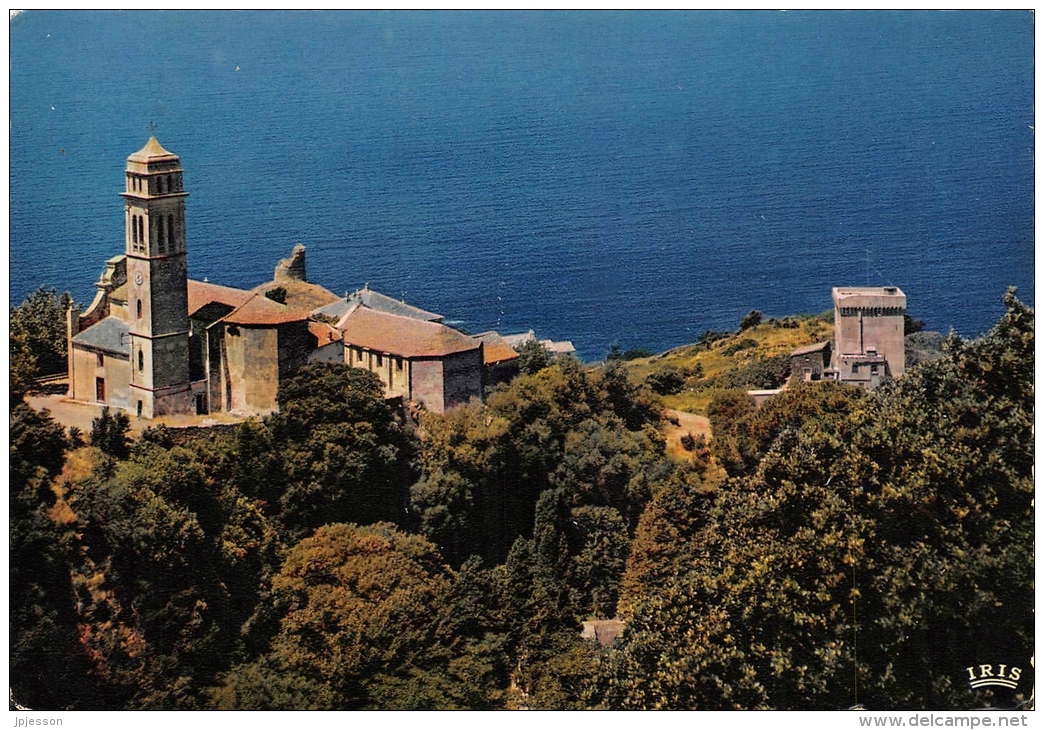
[71,346,131,411]
[225,326,280,415]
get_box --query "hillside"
[619,311,834,415]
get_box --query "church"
[67,137,515,418]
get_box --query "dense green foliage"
[10,287,74,401]
[597,291,1034,710]
[9,293,1033,710]
[515,338,552,375]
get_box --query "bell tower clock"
[121,136,193,418]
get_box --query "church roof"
[223,293,310,326]
[338,306,480,359]
[71,316,130,356]
[187,279,254,317]
[309,320,341,345]
[128,136,178,163]
[313,287,442,322]
[250,278,340,313]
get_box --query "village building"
[500,329,577,358]
[67,137,532,418]
[472,331,522,388]
[331,305,485,411]
[788,340,832,385]
[830,285,906,389]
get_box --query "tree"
[243,522,473,709]
[411,358,664,566]
[266,362,417,536]
[516,338,551,375]
[645,366,686,395]
[90,406,131,459]
[10,404,96,709]
[65,433,283,709]
[598,291,1034,710]
[842,290,1034,709]
[709,382,867,477]
[10,287,74,379]
[738,309,763,331]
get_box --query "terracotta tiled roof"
[187,279,254,317]
[251,278,340,313]
[223,293,309,326]
[338,306,480,359]
[309,320,341,345]
[473,332,521,365]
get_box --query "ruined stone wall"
[274,244,307,282]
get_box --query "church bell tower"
[121,136,193,418]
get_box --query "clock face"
[135,271,144,285]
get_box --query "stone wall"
[441,349,483,409]
[224,325,280,415]
[410,358,445,412]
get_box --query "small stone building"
[789,340,832,384]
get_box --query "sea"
[9,11,1035,362]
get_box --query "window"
[137,400,143,418]
[870,364,879,375]
[138,349,144,372]
[138,217,144,247]
[97,352,104,368]
[168,216,175,249]
[377,354,383,368]
[851,364,859,374]
[137,299,143,319]
[396,357,403,372]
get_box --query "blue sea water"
[9,11,1034,361]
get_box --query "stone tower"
[121,137,193,418]
[831,286,906,389]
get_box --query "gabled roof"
[72,316,129,356]
[188,279,254,318]
[349,287,443,322]
[223,293,310,326]
[473,331,521,365]
[314,287,443,323]
[338,306,480,359]
[309,320,341,345]
[791,341,831,357]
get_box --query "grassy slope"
[623,312,835,416]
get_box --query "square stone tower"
[831,286,906,389]
[121,137,194,417]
